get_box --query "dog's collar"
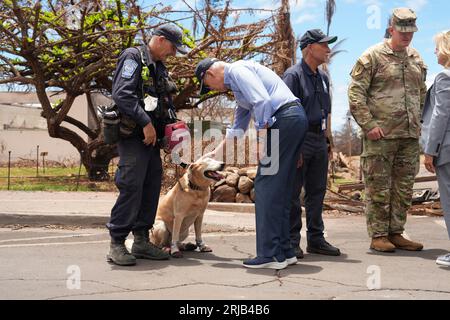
[178,178,208,192]
[188,180,207,191]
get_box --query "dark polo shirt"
[282,59,331,128]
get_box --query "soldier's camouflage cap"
[392,8,418,33]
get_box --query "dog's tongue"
[211,171,224,180]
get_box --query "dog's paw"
[199,244,212,253]
[179,242,198,251]
[171,250,183,258]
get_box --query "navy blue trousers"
[289,132,328,247]
[107,137,162,241]
[254,105,307,260]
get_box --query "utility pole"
[347,117,352,157]
[36,145,39,177]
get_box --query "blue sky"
[2,1,446,130]
[157,0,449,130]
[283,0,450,130]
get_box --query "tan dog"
[151,157,225,258]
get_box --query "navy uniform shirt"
[282,59,331,127]
[112,45,168,129]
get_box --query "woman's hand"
[424,154,436,174]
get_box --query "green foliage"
[1,0,278,111]
[11,58,23,65]
[51,46,66,57]
[84,12,103,28]
[179,25,196,49]
[51,99,63,109]
[0,0,160,93]
[40,11,57,24]
[0,167,116,192]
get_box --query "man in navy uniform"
[106,24,188,266]
[283,29,341,258]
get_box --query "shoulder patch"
[359,55,371,67]
[350,61,366,79]
[121,59,138,79]
[350,54,372,80]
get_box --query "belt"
[272,101,301,118]
[308,123,324,134]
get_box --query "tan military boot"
[370,236,396,252]
[388,234,423,251]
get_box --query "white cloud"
[290,0,322,13]
[364,0,383,6]
[234,0,322,12]
[404,0,428,12]
[343,0,383,6]
[294,13,319,25]
[426,72,437,89]
[171,0,197,11]
[330,83,352,130]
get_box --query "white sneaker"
[243,257,288,270]
[286,256,298,265]
[436,253,450,266]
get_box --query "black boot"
[307,239,341,256]
[132,230,170,260]
[107,239,136,266]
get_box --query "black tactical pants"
[289,131,328,247]
[107,136,162,241]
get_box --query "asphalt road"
[0,215,449,300]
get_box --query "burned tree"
[0,0,295,179]
[271,0,296,76]
[168,0,281,110]
[0,0,170,179]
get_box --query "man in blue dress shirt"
[195,58,308,269]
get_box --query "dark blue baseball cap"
[300,29,337,50]
[195,58,219,95]
[153,24,189,54]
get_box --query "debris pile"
[162,154,442,217]
[210,167,257,203]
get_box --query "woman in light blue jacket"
[421,30,450,267]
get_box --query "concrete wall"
[0,92,89,162]
[0,92,243,163]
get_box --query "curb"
[0,213,255,232]
[0,213,108,227]
[0,204,255,229]
[206,202,255,214]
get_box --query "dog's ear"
[190,163,199,171]
[178,174,190,192]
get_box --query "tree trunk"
[272,0,296,75]
[84,143,118,181]
[41,92,119,181]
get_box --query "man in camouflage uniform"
[348,8,427,252]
